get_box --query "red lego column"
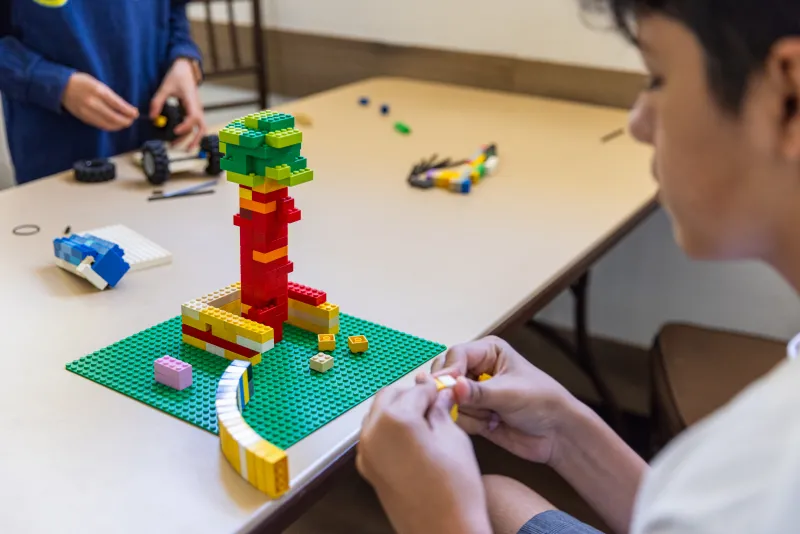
[235,185,302,343]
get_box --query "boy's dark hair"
[584,1,800,114]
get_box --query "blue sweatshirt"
[0,0,202,184]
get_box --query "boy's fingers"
[100,88,139,119]
[90,101,133,131]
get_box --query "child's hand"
[357,376,491,534]
[432,336,582,465]
[150,58,205,149]
[62,73,139,131]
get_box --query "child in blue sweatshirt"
[0,0,206,185]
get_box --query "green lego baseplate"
[66,314,446,449]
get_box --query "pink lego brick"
[154,355,192,390]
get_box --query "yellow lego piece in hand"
[478,373,493,382]
[348,335,368,353]
[318,334,336,351]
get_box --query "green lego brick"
[220,155,251,175]
[220,142,227,154]
[223,140,300,163]
[288,156,307,173]
[265,165,291,181]
[219,126,266,148]
[226,171,265,188]
[243,111,295,133]
[276,168,314,187]
[266,128,302,149]
[66,313,445,449]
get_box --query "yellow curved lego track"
[216,360,289,498]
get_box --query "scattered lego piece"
[394,121,411,135]
[54,233,130,289]
[408,144,498,194]
[63,225,71,235]
[359,97,369,106]
[601,127,626,143]
[478,373,493,382]
[380,104,390,115]
[154,355,193,390]
[348,335,369,353]
[318,334,336,351]
[12,224,40,236]
[78,224,172,271]
[309,353,334,373]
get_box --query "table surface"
[0,77,655,533]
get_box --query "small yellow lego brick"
[318,334,336,351]
[309,353,334,373]
[348,335,369,353]
[288,299,340,321]
[252,178,287,194]
[478,373,493,382]
[253,246,287,264]
[181,313,210,332]
[220,299,242,315]
[238,188,253,201]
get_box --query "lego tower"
[180,111,339,367]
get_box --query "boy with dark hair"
[356,2,800,533]
[0,0,205,185]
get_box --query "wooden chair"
[190,0,269,111]
[649,322,787,453]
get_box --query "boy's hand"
[150,58,205,149]
[357,376,491,534]
[62,73,139,131]
[432,336,581,465]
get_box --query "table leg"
[526,271,625,435]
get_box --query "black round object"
[73,159,116,183]
[201,135,222,176]
[12,224,40,236]
[141,140,171,185]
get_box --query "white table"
[0,77,655,533]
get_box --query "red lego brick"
[181,324,259,357]
[285,208,302,224]
[287,281,327,306]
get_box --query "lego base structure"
[66,314,445,449]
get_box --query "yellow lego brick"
[211,321,240,344]
[478,373,493,382]
[251,440,289,498]
[287,315,339,335]
[288,299,340,321]
[253,246,288,264]
[220,299,241,315]
[240,197,277,215]
[241,303,251,315]
[287,308,340,330]
[318,334,336,351]
[238,188,253,201]
[224,350,263,366]
[348,335,369,353]
[241,367,250,404]
[182,333,206,351]
[451,405,459,422]
[252,179,286,194]
[181,314,210,332]
[199,306,274,343]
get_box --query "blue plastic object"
[53,233,130,287]
[359,97,369,106]
[380,104,390,115]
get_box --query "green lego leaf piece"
[241,111,295,133]
[226,171,265,188]
[265,164,291,180]
[220,155,250,175]
[288,156,307,172]
[276,168,314,187]
[66,314,446,449]
[223,140,300,163]
[220,126,265,149]
[265,128,302,149]
[219,127,244,146]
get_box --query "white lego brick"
[236,335,274,354]
[57,256,109,290]
[79,224,172,271]
[206,343,225,358]
[437,375,457,389]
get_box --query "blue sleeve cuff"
[28,58,75,114]
[167,43,203,75]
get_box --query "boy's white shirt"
[631,348,800,534]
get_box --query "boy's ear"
[770,38,800,160]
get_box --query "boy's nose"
[629,92,655,145]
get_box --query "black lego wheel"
[201,135,222,176]
[141,140,171,185]
[156,101,185,142]
[73,158,116,183]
